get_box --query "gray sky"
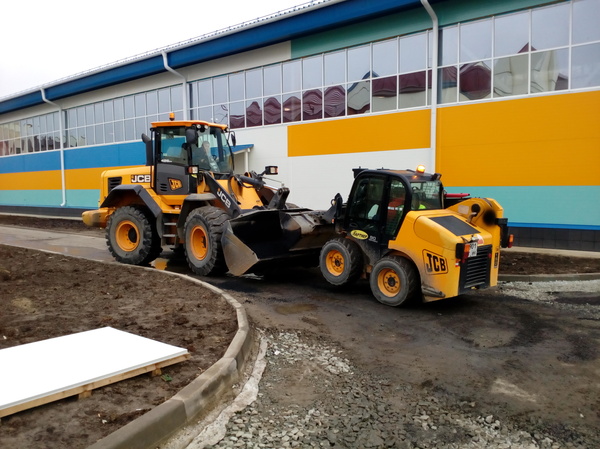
[0,0,311,99]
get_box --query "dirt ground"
[0,237,237,448]
[0,215,599,448]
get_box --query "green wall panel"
[291,0,562,58]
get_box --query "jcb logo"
[423,250,448,274]
[217,188,231,209]
[169,178,183,190]
[131,174,151,183]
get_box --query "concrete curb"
[84,270,255,449]
[499,272,600,282]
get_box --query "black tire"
[319,237,363,287]
[106,206,161,265]
[184,206,229,276]
[369,256,419,307]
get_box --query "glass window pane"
[493,54,528,97]
[134,94,146,117]
[77,107,86,126]
[439,66,458,103]
[124,119,135,141]
[440,26,458,66]
[93,103,103,124]
[85,125,94,145]
[373,39,397,77]
[198,80,212,106]
[197,106,212,122]
[324,85,346,118]
[158,88,171,113]
[246,68,262,99]
[171,85,183,113]
[114,121,124,142]
[114,98,124,120]
[303,55,322,90]
[229,72,244,102]
[460,19,492,62]
[531,48,569,93]
[282,93,301,123]
[246,100,263,127]
[264,96,282,125]
[347,79,370,114]
[324,50,346,85]
[190,83,199,109]
[85,105,94,125]
[348,45,371,82]
[571,43,600,89]
[229,101,245,129]
[460,61,491,101]
[124,97,135,119]
[95,125,104,144]
[103,101,114,122]
[283,60,301,92]
[264,64,281,96]
[532,3,569,50]
[400,32,427,73]
[213,76,228,104]
[32,116,41,135]
[303,88,322,120]
[399,71,427,108]
[104,122,114,143]
[213,104,229,125]
[372,76,397,112]
[495,11,530,57]
[67,109,77,129]
[573,0,600,44]
[146,91,158,115]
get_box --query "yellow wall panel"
[288,110,431,157]
[0,170,62,191]
[64,167,115,190]
[437,91,600,187]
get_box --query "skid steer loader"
[82,117,334,275]
[319,166,513,306]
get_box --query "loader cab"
[344,169,443,246]
[151,121,234,195]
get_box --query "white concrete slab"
[0,327,189,417]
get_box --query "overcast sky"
[0,0,311,99]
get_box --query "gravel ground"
[163,280,599,449]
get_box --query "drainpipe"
[421,0,439,171]
[162,51,189,120]
[41,88,67,207]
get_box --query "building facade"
[0,0,599,250]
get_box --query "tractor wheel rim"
[115,220,139,252]
[326,249,344,276]
[377,268,400,297]
[190,225,208,261]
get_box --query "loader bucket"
[221,208,334,276]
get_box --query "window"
[532,3,570,51]
[573,0,600,44]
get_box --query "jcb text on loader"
[319,166,513,306]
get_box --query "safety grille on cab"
[461,244,491,290]
[107,177,122,192]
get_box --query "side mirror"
[185,128,198,146]
[230,131,237,148]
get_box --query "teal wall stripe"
[291,0,562,58]
[446,185,600,229]
[0,189,100,209]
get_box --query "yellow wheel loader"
[82,118,333,275]
[320,166,513,306]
